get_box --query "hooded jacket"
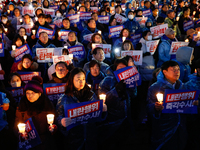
[174,46,193,83]
[146,71,187,150]
[17,62,39,71]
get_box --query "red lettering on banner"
[68,101,100,118]
[25,120,32,132]
[117,67,138,80]
[165,91,196,103]
[46,85,65,95]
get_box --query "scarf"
[38,39,51,48]
[73,86,94,103]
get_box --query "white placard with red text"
[53,19,62,28]
[52,55,72,65]
[83,33,94,42]
[135,17,148,27]
[121,50,143,65]
[170,42,189,54]
[43,8,55,17]
[146,40,160,55]
[36,48,54,63]
[115,13,127,24]
[22,6,35,17]
[92,44,111,58]
[150,24,168,39]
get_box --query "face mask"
[11,82,21,87]
[56,13,61,17]
[2,19,7,24]
[147,35,152,41]
[128,15,134,20]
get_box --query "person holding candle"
[0,15,16,41]
[86,60,105,96]
[22,14,34,26]
[56,68,107,150]
[98,59,137,148]
[7,72,26,88]
[146,60,187,150]
[15,76,57,150]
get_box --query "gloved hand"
[143,52,151,57]
[115,80,127,98]
[61,118,72,127]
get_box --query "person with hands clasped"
[147,60,187,150]
[56,68,107,150]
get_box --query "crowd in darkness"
[0,0,200,149]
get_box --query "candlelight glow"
[47,114,54,125]
[32,30,36,35]
[68,54,73,59]
[12,45,16,51]
[156,93,163,103]
[99,94,106,101]
[18,123,26,134]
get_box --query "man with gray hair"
[157,28,176,67]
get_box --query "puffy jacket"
[164,17,181,39]
[123,19,141,34]
[137,38,155,81]
[146,71,187,150]
[15,94,56,150]
[56,88,99,150]
[149,14,157,26]
[174,46,193,83]
[159,10,167,19]
[185,74,200,91]
[157,35,173,67]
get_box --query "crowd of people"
[0,0,200,149]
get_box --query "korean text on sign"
[162,89,200,114]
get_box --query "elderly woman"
[15,76,57,150]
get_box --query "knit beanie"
[24,76,43,93]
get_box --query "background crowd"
[0,0,200,149]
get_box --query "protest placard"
[114,66,141,88]
[68,45,86,59]
[121,50,143,65]
[17,72,41,84]
[150,24,168,39]
[169,42,189,54]
[64,100,103,130]
[146,40,160,55]
[109,25,124,38]
[92,44,111,58]
[162,89,199,114]
[36,26,55,40]
[14,44,32,63]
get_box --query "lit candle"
[58,31,61,37]
[185,39,189,42]
[115,48,120,53]
[193,18,196,21]
[98,30,101,34]
[32,29,36,35]
[122,37,126,42]
[193,11,196,16]
[35,17,38,21]
[31,22,33,27]
[23,35,27,41]
[7,10,10,14]
[68,54,73,59]
[88,84,91,88]
[64,46,68,49]
[12,45,16,51]
[47,114,54,126]
[77,6,79,10]
[17,123,26,134]
[99,94,106,103]
[198,31,200,35]
[156,93,163,103]
[176,17,180,21]
[4,28,7,32]
[19,18,23,23]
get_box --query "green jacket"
[164,17,181,39]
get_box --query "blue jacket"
[149,15,157,26]
[159,10,167,19]
[32,40,56,58]
[125,2,131,17]
[174,46,193,83]
[80,27,99,46]
[146,71,187,150]
[185,74,200,90]
[157,35,173,67]
[56,89,99,149]
[123,19,141,34]
[0,92,10,131]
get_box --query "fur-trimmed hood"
[17,61,39,71]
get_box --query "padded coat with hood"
[146,71,187,150]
